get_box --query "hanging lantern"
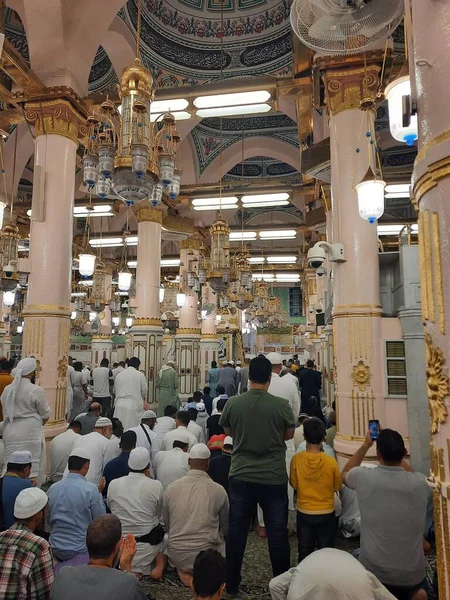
[159,286,165,303]
[78,252,96,277]
[0,224,19,291]
[159,153,175,187]
[385,76,418,147]
[3,290,15,307]
[151,182,163,207]
[83,154,99,187]
[118,268,132,292]
[112,316,120,327]
[95,176,111,199]
[176,292,186,307]
[168,168,182,200]
[187,270,197,288]
[89,311,97,322]
[131,144,149,178]
[98,141,115,178]
[356,166,386,224]
[90,260,108,312]
[0,201,6,230]
[208,217,231,293]
[198,268,207,285]
[126,316,134,328]
[71,311,77,320]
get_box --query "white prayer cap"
[229,360,235,365]
[224,436,233,446]
[95,417,112,428]
[69,447,91,461]
[2,357,38,422]
[236,360,242,365]
[196,402,206,412]
[128,447,150,470]
[14,488,48,519]
[222,359,228,366]
[174,429,190,444]
[10,450,32,464]
[190,443,211,460]
[141,410,157,419]
[266,352,283,365]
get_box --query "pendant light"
[356,166,386,224]
[385,76,418,146]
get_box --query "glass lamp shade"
[168,169,182,200]
[3,290,15,306]
[112,316,120,327]
[126,316,133,328]
[78,253,96,277]
[98,144,115,177]
[83,154,99,186]
[385,76,418,146]
[176,292,186,307]
[131,144,148,178]
[356,167,386,224]
[151,182,163,207]
[89,311,97,322]
[16,325,23,334]
[118,269,132,292]
[112,168,155,205]
[71,311,77,320]
[95,175,111,199]
[159,286,165,303]
[159,154,175,187]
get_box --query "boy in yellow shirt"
[289,417,341,562]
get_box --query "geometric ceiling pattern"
[120,0,292,88]
[224,155,301,182]
[88,46,118,95]
[5,8,29,63]
[191,113,299,173]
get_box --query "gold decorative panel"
[425,332,449,434]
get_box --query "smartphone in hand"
[369,419,380,440]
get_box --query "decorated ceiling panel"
[119,0,292,87]
[88,46,119,95]
[224,155,301,182]
[5,8,29,63]
[191,113,299,174]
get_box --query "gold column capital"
[133,202,164,224]
[320,64,381,117]
[180,234,203,251]
[24,96,87,145]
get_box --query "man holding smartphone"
[341,428,429,600]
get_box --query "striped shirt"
[0,522,54,599]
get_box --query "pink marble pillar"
[130,203,164,403]
[411,1,450,592]
[200,283,219,388]
[319,64,385,463]
[176,236,201,399]
[22,98,84,439]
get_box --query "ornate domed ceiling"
[224,156,300,181]
[120,0,292,87]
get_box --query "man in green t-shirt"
[219,355,295,596]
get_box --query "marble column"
[22,98,84,439]
[200,283,219,388]
[410,1,450,590]
[130,202,164,404]
[176,235,201,400]
[319,63,384,463]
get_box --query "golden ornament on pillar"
[351,360,371,392]
[57,356,68,380]
[425,332,449,434]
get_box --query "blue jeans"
[226,477,290,593]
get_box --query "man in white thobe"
[113,357,148,430]
[107,447,167,579]
[155,429,190,489]
[50,420,82,482]
[163,444,229,585]
[162,411,197,451]
[66,358,76,420]
[267,352,300,513]
[127,410,160,477]
[67,417,113,484]
[154,405,177,445]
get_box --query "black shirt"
[206,414,224,439]
[208,453,231,496]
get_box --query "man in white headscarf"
[1,357,50,486]
[155,361,179,417]
[269,548,396,600]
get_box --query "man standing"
[50,420,82,483]
[114,357,148,430]
[0,451,33,530]
[163,444,229,586]
[162,411,197,451]
[217,361,238,398]
[219,355,295,596]
[69,417,113,485]
[127,410,160,477]
[111,361,125,380]
[187,407,206,443]
[266,352,300,514]
[298,360,322,415]
[107,448,166,579]
[77,402,102,436]
[156,361,179,417]
[103,431,137,495]
[0,488,54,599]
[155,429,190,490]
[342,429,429,600]
[238,358,250,394]
[154,405,177,444]
[92,358,113,416]
[208,436,233,496]
[206,397,227,440]
[48,448,106,566]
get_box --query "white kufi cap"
[69,447,91,461]
[173,429,190,444]
[141,410,157,419]
[14,488,48,519]
[190,443,211,460]
[128,447,150,470]
[266,352,283,365]
[224,436,233,446]
[10,450,32,465]
[95,417,112,428]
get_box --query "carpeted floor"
[140,516,437,600]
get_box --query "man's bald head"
[89,402,101,416]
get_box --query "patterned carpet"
[140,517,437,600]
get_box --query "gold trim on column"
[425,332,449,434]
[434,489,447,599]
[432,212,445,333]
[176,328,201,335]
[418,211,429,321]
[201,334,219,339]
[321,65,381,116]
[133,318,162,327]
[180,235,202,251]
[351,361,372,392]
[24,98,86,145]
[413,155,450,207]
[133,203,164,224]
[416,129,450,164]
[423,210,435,323]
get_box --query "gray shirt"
[346,465,429,587]
[76,412,99,436]
[50,565,147,600]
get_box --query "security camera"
[307,241,346,269]
[3,263,15,277]
[307,305,314,314]
[315,302,324,314]
[316,266,326,277]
